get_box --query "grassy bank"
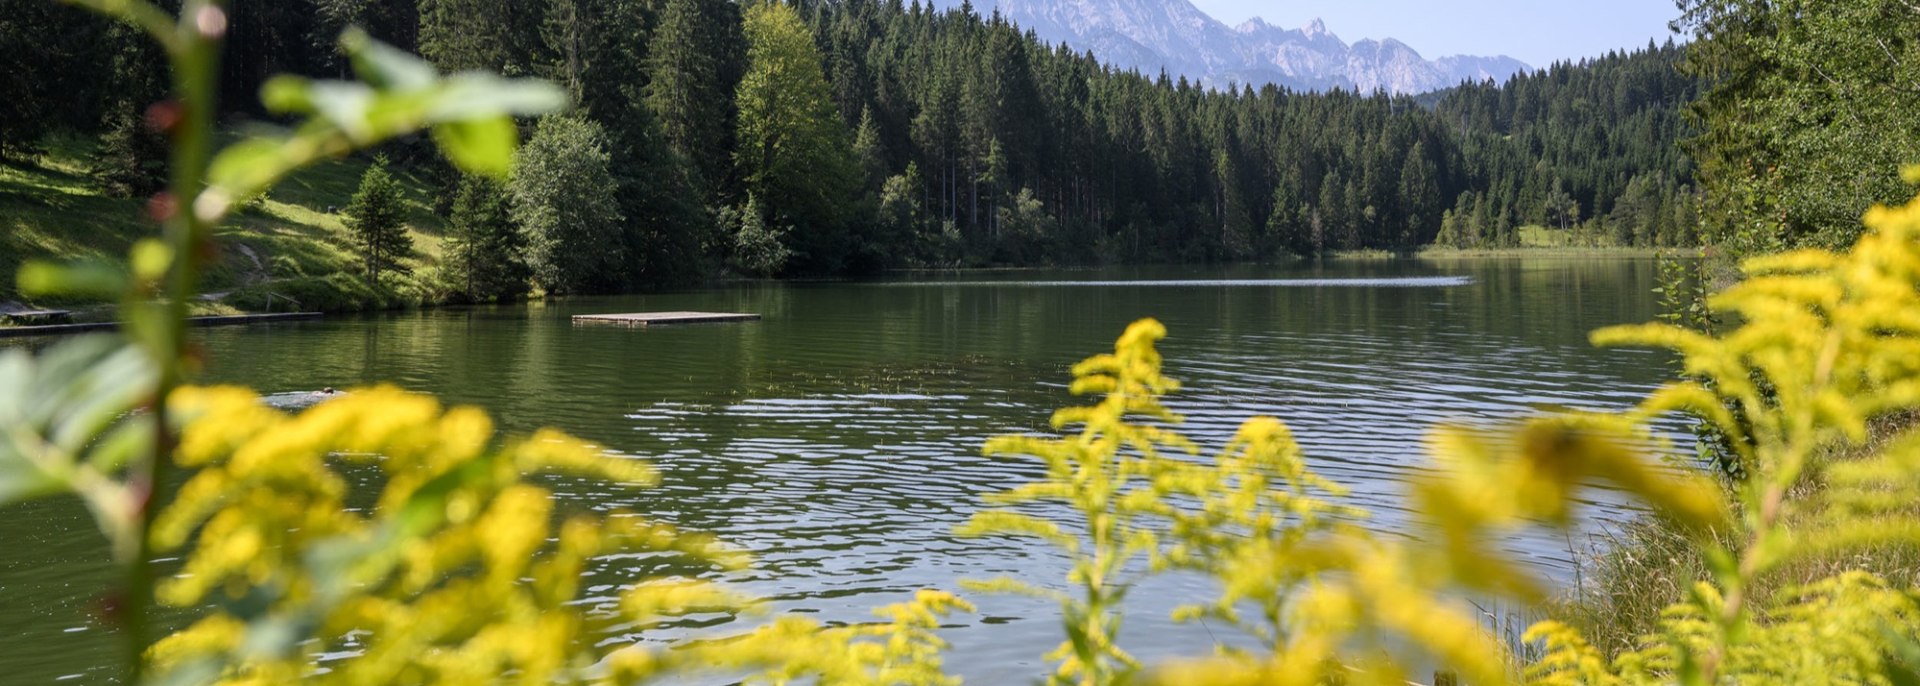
[1324,226,1688,261]
[1554,414,1920,660]
[1420,225,1686,258]
[1,134,450,316]
[1417,245,1674,258]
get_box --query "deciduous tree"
[510,116,625,294]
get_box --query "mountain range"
[936,0,1531,94]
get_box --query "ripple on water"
[0,261,1689,683]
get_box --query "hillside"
[0,0,1700,294]
[0,135,450,315]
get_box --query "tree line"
[1,0,1704,299]
[1675,0,1920,255]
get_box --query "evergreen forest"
[3,0,1702,298]
[14,1,1920,684]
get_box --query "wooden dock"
[0,312,322,338]
[0,303,72,325]
[572,311,760,327]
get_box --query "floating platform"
[0,312,321,338]
[572,311,761,327]
[0,306,72,324]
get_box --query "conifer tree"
[0,2,112,157]
[854,105,888,190]
[444,175,528,301]
[541,0,712,288]
[92,99,167,198]
[731,194,791,277]
[647,0,746,200]
[418,0,543,73]
[344,156,413,283]
[87,21,168,196]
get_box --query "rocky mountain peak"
[940,0,1528,94]
[1302,17,1330,40]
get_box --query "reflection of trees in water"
[1425,257,1666,346]
[154,259,1682,682]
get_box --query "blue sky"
[1187,0,1681,67]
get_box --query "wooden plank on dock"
[0,312,322,338]
[0,302,73,324]
[572,311,760,327]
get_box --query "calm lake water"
[0,257,1685,682]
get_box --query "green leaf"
[302,81,379,141]
[0,447,68,506]
[49,345,154,456]
[0,336,148,508]
[0,349,28,424]
[207,137,290,201]
[341,28,436,92]
[1881,623,1920,686]
[428,74,569,120]
[432,118,519,178]
[259,76,317,115]
[17,260,128,299]
[121,300,173,364]
[84,419,152,474]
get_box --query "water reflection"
[0,257,1685,683]
[880,276,1475,287]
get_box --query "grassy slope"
[1,134,448,313]
[1414,225,1678,258]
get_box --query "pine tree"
[543,0,712,289]
[344,157,413,283]
[854,105,887,190]
[92,99,167,198]
[0,2,113,157]
[731,194,791,277]
[646,0,745,201]
[418,0,543,74]
[88,21,168,196]
[444,174,528,301]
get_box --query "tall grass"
[1557,410,1920,662]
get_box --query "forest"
[13,0,1920,684]
[4,0,1700,299]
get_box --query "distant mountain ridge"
[935,0,1530,94]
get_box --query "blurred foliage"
[989,178,1920,684]
[12,2,1920,685]
[139,385,972,686]
[4,2,967,684]
[956,319,1355,684]
[1677,0,1920,254]
[143,385,736,684]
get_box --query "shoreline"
[3,247,1693,331]
[0,312,323,338]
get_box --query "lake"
[0,257,1686,682]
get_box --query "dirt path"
[202,242,269,301]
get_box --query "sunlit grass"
[1,133,448,307]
